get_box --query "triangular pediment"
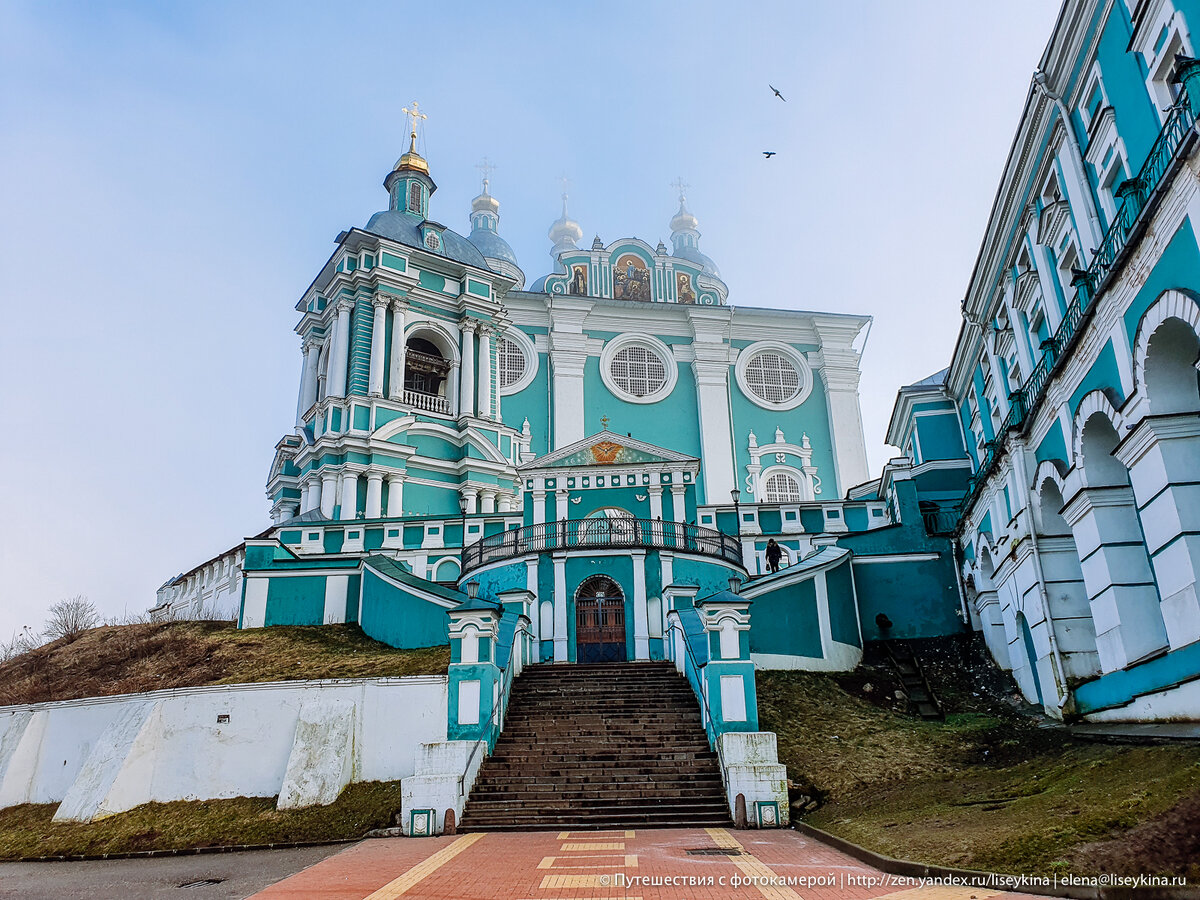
[519,431,698,472]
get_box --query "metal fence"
[461,517,744,573]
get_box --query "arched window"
[403,337,450,397]
[764,471,803,503]
[408,182,423,214]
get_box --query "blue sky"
[0,0,1062,637]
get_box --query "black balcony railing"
[958,83,1198,529]
[460,518,745,574]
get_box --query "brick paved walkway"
[250,828,1045,900]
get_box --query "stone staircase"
[459,661,731,831]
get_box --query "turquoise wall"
[747,578,821,657]
[826,559,860,647]
[264,575,326,627]
[358,568,451,649]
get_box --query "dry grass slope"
[0,781,402,859]
[0,622,450,706]
[756,644,1200,878]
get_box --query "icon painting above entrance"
[575,575,627,663]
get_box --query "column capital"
[461,318,479,335]
[336,297,355,315]
[365,470,386,483]
[371,292,393,310]
[390,295,409,312]
[302,336,321,353]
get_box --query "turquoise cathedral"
[152,105,964,690]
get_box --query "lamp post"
[459,494,469,559]
[466,580,479,600]
[730,488,742,536]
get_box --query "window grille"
[497,338,526,388]
[610,345,667,397]
[745,352,801,403]
[764,472,803,503]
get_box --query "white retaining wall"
[0,676,447,822]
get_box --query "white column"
[387,299,407,400]
[820,364,870,493]
[299,481,310,512]
[478,327,493,420]
[320,472,339,519]
[480,490,497,514]
[296,339,321,426]
[459,321,476,418]
[632,551,649,660]
[548,300,590,448]
[339,469,360,520]
[556,489,569,521]
[531,489,547,526]
[553,555,568,661]
[367,294,389,397]
[648,486,664,520]
[329,300,353,398]
[305,475,321,513]
[460,487,479,514]
[365,471,385,519]
[670,474,686,521]
[386,474,405,517]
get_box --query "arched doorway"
[575,575,627,663]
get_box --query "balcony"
[958,83,1198,525]
[461,518,745,574]
[403,389,450,415]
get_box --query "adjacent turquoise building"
[888,0,1200,723]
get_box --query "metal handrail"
[665,613,715,742]
[957,89,1196,527]
[461,518,744,574]
[458,624,532,797]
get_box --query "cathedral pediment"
[520,430,698,472]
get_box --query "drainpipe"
[1032,70,1105,252]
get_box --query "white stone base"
[399,740,482,836]
[717,731,789,826]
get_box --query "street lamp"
[730,488,742,536]
[459,495,469,552]
[728,576,741,594]
[465,580,480,600]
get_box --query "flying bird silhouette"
[770,85,786,101]
[762,151,776,158]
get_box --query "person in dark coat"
[765,538,783,573]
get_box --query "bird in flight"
[762,151,776,158]
[770,84,786,101]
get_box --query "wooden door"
[575,576,627,663]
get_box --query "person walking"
[765,538,783,574]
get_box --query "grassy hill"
[757,636,1200,878]
[0,621,449,707]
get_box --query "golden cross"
[400,101,428,151]
[670,176,690,201]
[601,415,610,431]
[476,157,496,191]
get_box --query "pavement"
[0,844,345,899]
[0,828,1053,900]
[248,827,1043,900]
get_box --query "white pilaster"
[632,551,649,660]
[547,299,591,449]
[480,490,497,514]
[387,299,407,400]
[531,489,547,526]
[459,321,476,418]
[670,481,686,522]
[365,471,385,519]
[367,294,389,397]
[526,557,540,644]
[553,555,568,661]
[556,489,569,521]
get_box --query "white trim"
[734,340,814,411]
[496,328,538,396]
[851,552,941,564]
[598,333,678,404]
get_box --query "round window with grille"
[610,345,667,398]
[745,352,800,403]
[497,338,526,389]
[736,341,812,410]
